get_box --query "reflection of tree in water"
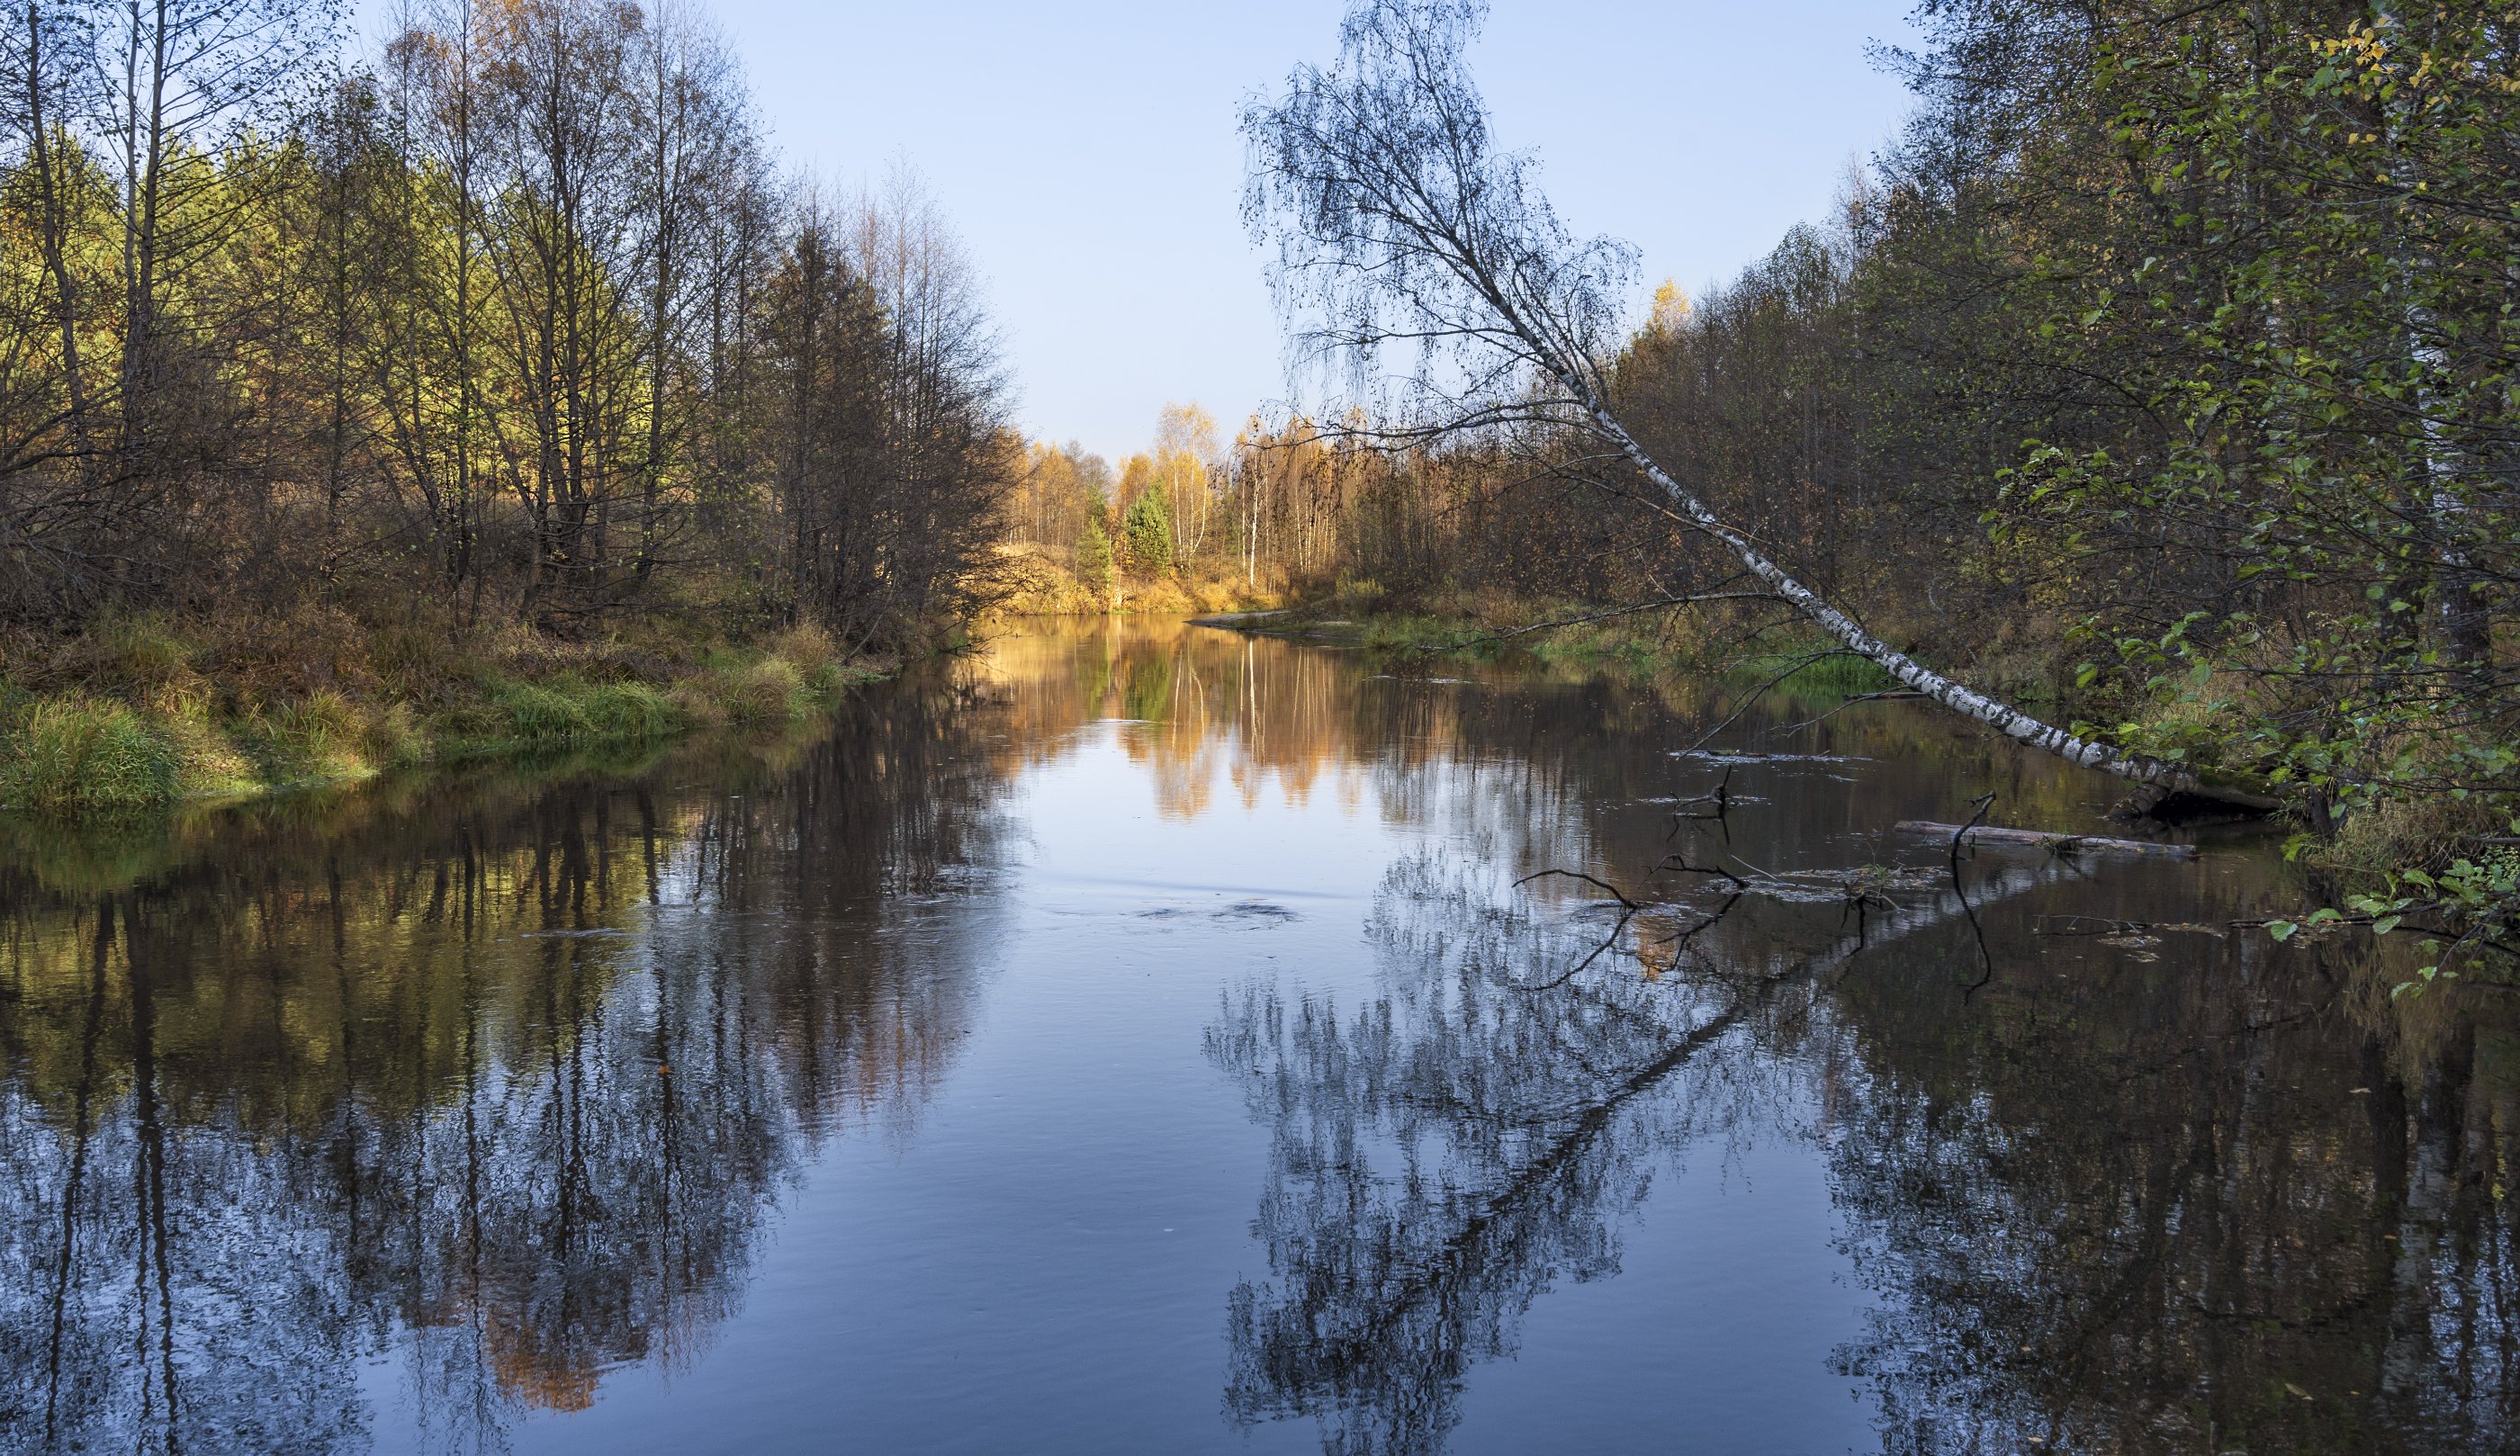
[989,622,2518,1455]
[1818,921,2520,1455]
[1206,849,2039,1456]
[1206,857,1728,1456]
[0,678,1011,1453]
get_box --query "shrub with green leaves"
[1076,518,1114,597]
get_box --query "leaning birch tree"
[1241,0,2278,812]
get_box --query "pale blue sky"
[363,1,1924,461]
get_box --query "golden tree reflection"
[0,682,1009,1452]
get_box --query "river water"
[1,617,2512,1454]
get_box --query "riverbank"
[0,609,888,818]
[1212,593,2520,924]
[1202,589,1919,702]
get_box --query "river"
[2,616,2512,1454]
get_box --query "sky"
[363,1,1925,463]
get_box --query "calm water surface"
[3,618,2514,1454]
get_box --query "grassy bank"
[1246,585,1918,701]
[0,611,886,818]
[1266,589,2517,907]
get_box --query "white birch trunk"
[1571,391,2281,812]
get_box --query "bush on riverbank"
[0,611,886,817]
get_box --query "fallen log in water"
[1894,821,2198,860]
[1188,609,1295,628]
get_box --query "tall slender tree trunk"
[454,0,481,614]
[24,4,88,460]
[120,0,172,463]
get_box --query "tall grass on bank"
[1725,648,1900,700]
[0,698,178,813]
[0,620,884,819]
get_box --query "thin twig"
[1514,867,1642,910]
[1952,794,1998,1000]
[1684,648,1852,753]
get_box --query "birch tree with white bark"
[1240,0,2279,811]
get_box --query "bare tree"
[625,0,743,581]
[101,0,343,465]
[473,0,644,622]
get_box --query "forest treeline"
[0,0,1011,653]
[1601,0,2518,823]
[1614,0,2518,918]
[1145,0,2516,953]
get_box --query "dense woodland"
[1207,0,2520,963]
[1649,0,2520,938]
[3,0,2516,949]
[1602,0,2520,826]
[0,0,1012,654]
[1004,412,1513,603]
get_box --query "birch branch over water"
[1243,0,2282,813]
[1575,404,2282,811]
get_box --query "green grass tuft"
[491,680,600,746]
[477,676,681,750]
[724,658,806,724]
[580,681,674,740]
[1731,650,1901,699]
[1,698,179,813]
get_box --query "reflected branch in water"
[1207,858,1736,1455]
[1207,846,2056,1456]
[1948,793,1997,1001]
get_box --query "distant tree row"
[1004,400,1629,603]
[0,0,1013,652]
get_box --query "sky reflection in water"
[2,618,2514,1454]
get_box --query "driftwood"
[1189,609,1295,628]
[1896,821,2199,860]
